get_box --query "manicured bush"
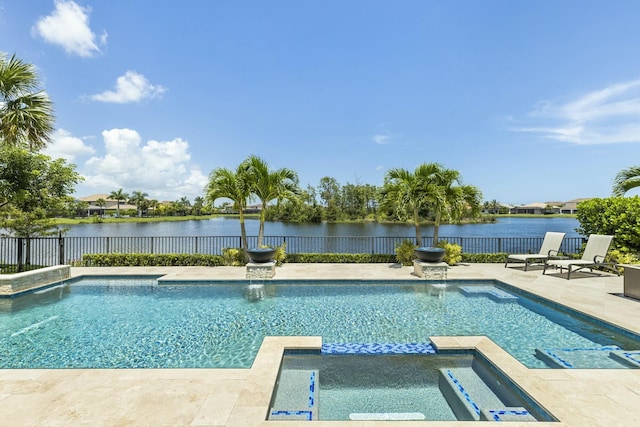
[576,197,640,253]
[222,248,245,266]
[437,241,463,265]
[81,253,224,267]
[286,253,396,263]
[461,253,507,263]
[395,239,417,266]
[273,243,286,266]
[79,251,510,266]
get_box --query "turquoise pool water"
[0,278,638,369]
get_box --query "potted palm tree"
[382,162,482,263]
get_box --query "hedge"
[80,252,507,266]
[286,253,396,263]
[81,253,224,267]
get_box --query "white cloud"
[32,0,105,57]
[43,128,95,162]
[372,134,391,144]
[81,128,208,200]
[371,122,398,145]
[90,71,166,103]
[513,79,640,145]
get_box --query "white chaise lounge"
[543,234,618,280]
[504,231,566,271]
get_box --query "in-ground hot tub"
[268,349,557,422]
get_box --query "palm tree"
[148,199,159,217]
[382,163,482,246]
[192,196,205,215]
[95,198,106,216]
[108,188,129,218]
[178,196,191,216]
[0,52,54,151]
[206,163,252,254]
[428,167,482,244]
[128,191,148,217]
[245,155,299,247]
[382,163,444,246]
[613,166,640,196]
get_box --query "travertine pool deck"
[1,263,639,426]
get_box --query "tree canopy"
[613,165,640,197]
[0,52,54,150]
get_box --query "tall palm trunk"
[433,211,442,245]
[239,210,249,261]
[413,205,422,246]
[258,202,266,247]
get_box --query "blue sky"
[2,0,640,205]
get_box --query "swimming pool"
[1,277,638,369]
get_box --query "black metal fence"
[0,235,585,272]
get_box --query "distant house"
[559,198,590,214]
[510,202,558,215]
[221,203,263,214]
[77,194,137,215]
[509,199,590,215]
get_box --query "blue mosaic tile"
[446,370,481,416]
[610,350,640,368]
[321,342,436,355]
[269,410,313,420]
[308,371,315,408]
[485,408,533,421]
[536,346,622,368]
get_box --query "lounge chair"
[543,234,618,279]
[505,232,566,271]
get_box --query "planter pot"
[247,248,276,263]
[414,247,446,263]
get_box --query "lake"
[62,216,582,239]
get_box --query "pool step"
[535,346,626,368]
[269,369,318,421]
[610,350,640,368]
[459,286,518,303]
[349,412,426,421]
[439,367,535,422]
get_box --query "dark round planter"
[414,247,446,263]
[247,248,276,263]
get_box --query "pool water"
[271,352,555,421]
[274,353,464,421]
[0,278,638,369]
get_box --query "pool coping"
[1,263,639,426]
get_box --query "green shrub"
[395,239,417,266]
[577,197,640,252]
[273,243,286,266]
[437,241,462,265]
[78,251,515,266]
[222,248,245,266]
[81,253,223,267]
[287,253,396,263]
[461,253,507,263]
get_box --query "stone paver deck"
[0,263,639,426]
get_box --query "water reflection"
[0,284,71,313]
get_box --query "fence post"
[17,237,24,273]
[58,232,65,265]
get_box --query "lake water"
[62,216,582,239]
